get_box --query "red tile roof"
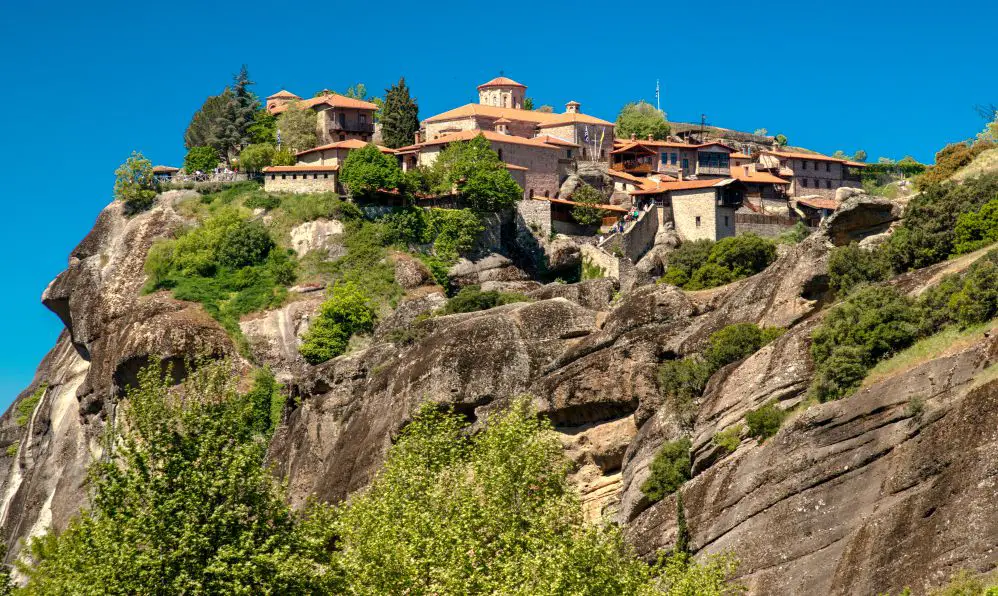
[262,165,340,173]
[267,89,301,100]
[504,163,528,171]
[607,169,671,185]
[535,196,628,213]
[629,178,724,195]
[478,76,526,89]
[296,139,392,156]
[763,149,851,164]
[269,93,378,114]
[730,166,790,185]
[398,129,565,151]
[730,152,752,159]
[610,141,657,155]
[424,103,613,126]
[532,134,580,148]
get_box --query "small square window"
[801,161,807,170]
[695,216,702,228]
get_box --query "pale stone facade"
[262,167,338,194]
[760,151,864,198]
[670,188,736,241]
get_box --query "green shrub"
[278,192,362,224]
[712,425,743,454]
[244,368,284,435]
[16,384,47,426]
[686,262,735,290]
[640,438,692,502]
[760,326,787,345]
[661,240,714,287]
[426,208,483,259]
[183,146,220,173]
[810,286,924,401]
[745,401,785,441]
[828,243,890,297]
[340,143,403,198]
[886,173,998,272]
[776,221,811,245]
[217,220,274,269]
[243,193,281,210]
[114,151,159,215]
[441,285,530,315]
[238,143,276,173]
[6,442,19,457]
[272,148,296,166]
[953,197,998,254]
[948,259,998,326]
[570,183,606,226]
[918,140,995,188]
[657,357,713,415]
[299,282,377,365]
[706,233,776,278]
[703,323,769,370]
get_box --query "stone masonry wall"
[517,197,552,237]
[263,172,338,194]
[619,205,660,262]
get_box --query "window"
[671,152,678,165]
[661,152,668,165]
[601,150,605,158]
[281,174,286,180]
[724,215,729,227]
[682,158,689,170]
[497,148,503,161]
[270,174,275,180]
[802,178,808,187]
[339,134,346,141]
[825,162,830,172]
[544,190,550,197]
[567,149,572,158]
[529,188,534,197]
[291,174,297,179]
[323,174,328,179]
[360,114,366,124]
[338,113,346,127]
[695,216,702,228]
[313,174,318,179]
[826,180,832,189]
[801,160,807,170]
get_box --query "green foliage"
[114,151,159,215]
[703,323,775,370]
[776,221,811,245]
[947,259,998,326]
[774,134,788,146]
[745,401,786,441]
[426,208,483,258]
[244,368,284,435]
[17,360,340,594]
[237,143,275,172]
[144,209,292,349]
[15,384,46,427]
[334,398,681,595]
[247,109,277,145]
[927,569,998,596]
[641,438,692,502]
[582,258,607,280]
[340,143,404,198]
[183,67,260,160]
[183,145,220,174]
[441,285,530,315]
[615,101,670,140]
[243,192,281,210]
[828,243,890,297]
[430,135,522,212]
[275,101,318,153]
[272,147,296,166]
[380,77,420,149]
[570,183,607,226]
[661,236,776,290]
[712,425,743,454]
[299,282,377,364]
[810,286,924,401]
[954,197,998,254]
[184,90,231,151]
[277,192,362,225]
[886,173,998,271]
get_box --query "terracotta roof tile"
[478,76,526,89]
[296,139,392,156]
[270,93,378,114]
[763,149,849,164]
[533,134,579,148]
[504,163,528,171]
[262,165,340,173]
[630,178,723,195]
[410,129,565,150]
[266,89,301,100]
[424,103,612,126]
[730,166,790,185]
[796,196,840,210]
[534,196,628,213]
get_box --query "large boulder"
[821,195,902,247]
[448,253,530,289]
[289,218,344,257]
[546,235,582,274]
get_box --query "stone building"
[729,165,791,214]
[421,77,614,162]
[610,138,736,180]
[261,165,339,194]
[266,90,378,145]
[395,128,565,200]
[630,178,747,241]
[758,149,865,198]
[296,139,393,167]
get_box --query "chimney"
[565,100,581,114]
[414,131,421,144]
[772,141,779,151]
[647,134,654,141]
[630,133,637,141]
[676,169,683,182]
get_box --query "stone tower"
[477,77,526,110]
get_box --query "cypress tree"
[380,77,420,149]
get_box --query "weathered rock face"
[8,192,998,594]
[288,219,344,257]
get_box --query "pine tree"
[380,77,420,149]
[184,91,231,151]
[215,65,259,161]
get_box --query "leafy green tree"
[333,398,679,594]
[745,401,785,441]
[16,360,341,594]
[431,135,523,212]
[183,145,220,174]
[380,77,420,149]
[275,101,318,153]
[703,323,767,370]
[832,150,848,160]
[948,259,998,326]
[641,438,692,502]
[661,240,714,287]
[343,83,368,99]
[571,183,607,226]
[954,197,998,254]
[828,243,890,296]
[299,282,377,364]
[536,105,555,113]
[706,234,776,278]
[247,109,277,145]
[441,285,530,314]
[114,151,158,214]
[238,143,276,173]
[340,143,404,198]
[615,101,670,141]
[184,90,231,151]
[774,134,788,147]
[272,147,296,166]
[853,149,868,162]
[524,97,535,110]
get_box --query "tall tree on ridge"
[380,77,420,149]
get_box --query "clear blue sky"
[0,0,996,408]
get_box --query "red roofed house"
[758,149,866,198]
[265,89,378,146]
[629,178,747,241]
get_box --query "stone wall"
[734,213,802,238]
[263,171,338,194]
[517,197,552,237]
[786,158,861,197]
[671,189,735,241]
[619,205,660,262]
[581,243,620,280]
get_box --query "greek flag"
[584,126,590,144]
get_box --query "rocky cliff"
[2,192,996,594]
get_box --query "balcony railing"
[696,165,730,176]
[329,121,375,134]
[612,161,652,173]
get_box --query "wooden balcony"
[329,120,375,134]
[611,161,652,174]
[696,165,730,176]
